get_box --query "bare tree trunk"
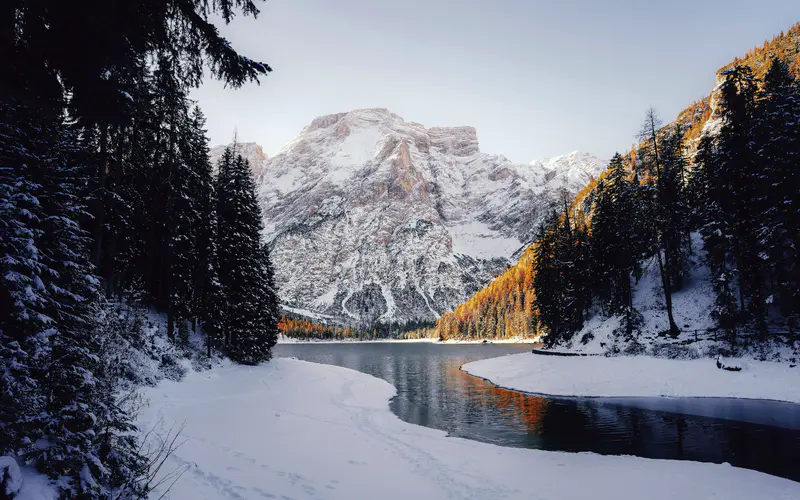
[625,268,634,336]
[646,108,679,336]
[655,245,679,335]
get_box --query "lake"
[274,342,800,481]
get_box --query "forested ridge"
[279,315,435,341]
[436,24,800,343]
[1,1,279,497]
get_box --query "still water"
[274,343,800,481]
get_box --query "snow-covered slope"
[216,109,604,323]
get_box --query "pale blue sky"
[193,0,800,163]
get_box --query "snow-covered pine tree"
[715,65,767,332]
[0,102,52,460]
[753,57,800,327]
[533,212,574,346]
[694,132,739,335]
[185,107,220,340]
[590,153,642,335]
[0,100,144,496]
[164,68,203,343]
[215,146,278,364]
[589,179,615,309]
[556,197,590,333]
[4,0,275,495]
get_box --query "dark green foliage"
[533,204,591,347]
[2,0,275,496]
[754,58,800,326]
[534,62,800,346]
[2,0,270,128]
[0,101,144,497]
[590,154,644,336]
[696,61,800,335]
[693,129,739,332]
[636,110,690,336]
[215,147,279,364]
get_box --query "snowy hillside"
[548,233,798,362]
[216,109,604,323]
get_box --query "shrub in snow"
[716,356,743,371]
[651,342,700,360]
[623,340,647,356]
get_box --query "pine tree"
[0,102,52,458]
[590,154,642,336]
[753,57,800,328]
[185,107,224,351]
[695,131,739,335]
[658,127,690,291]
[0,100,143,496]
[215,147,279,364]
[716,65,767,332]
[532,218,563,345]
[532,205,591,347]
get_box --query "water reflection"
[274,343,800,481]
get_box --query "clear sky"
[192,0,800,163]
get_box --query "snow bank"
[463,353,800,402]
[1,460,58,500]
[139,358,799,499]
[0,457,22,498]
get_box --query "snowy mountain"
[217,109,604,323]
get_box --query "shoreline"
[459,364,800,405]
[137,358,799,499]
[462,352,800,404]
[277,335,541,345]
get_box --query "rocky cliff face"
[214,109,604,324]
[209,142,269,179]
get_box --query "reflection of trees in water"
[383,351,553,437]
[440,356,551,435]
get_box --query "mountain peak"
[530,151,605,171]
[306,108,397,132]
[257,109,603,323]
[296,109,481,158]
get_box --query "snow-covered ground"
[138,358,799,499]
[463,353,800,402]
[12,465,57,500]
